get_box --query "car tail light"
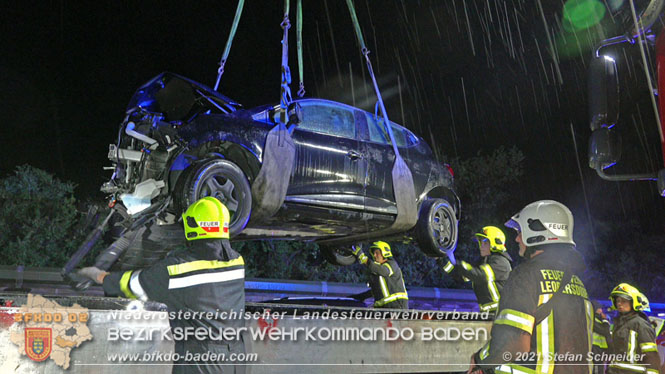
[444,163,454,178]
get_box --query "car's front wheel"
[180,159,252,237]
[320,244,357,266]
[414,198,458,257]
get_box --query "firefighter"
[606,283,659,374]
[78,197,245,374]
[592,300,611,374]
[351,241,409,309]
[440,226,512,313]
[468,200,593,374]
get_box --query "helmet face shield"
[504,218,521,232]
[475,235,489,245]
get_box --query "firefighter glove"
[77,267,108,285]
[352,245,368,265]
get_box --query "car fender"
[176,116,265,179]
[177,115,265,159]
[420,186,461,220]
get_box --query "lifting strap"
[346,0,399,157]
[279,0,293,122]
[344,0,418,235]
[249,0,297,223]
[296,0,305,97]
[214,0,245,91]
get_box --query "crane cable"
[214,0,245,91]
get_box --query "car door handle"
[346,150,363,160]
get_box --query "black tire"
[414,198,458,257]
[181,159,252,237]
[320,244,357,266]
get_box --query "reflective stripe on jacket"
[103,239,246,374]
[444,252,512,312]
[607,311,660,374]
[366,258,408,309]
[473,244,593,374]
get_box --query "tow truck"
[586,0,665,195]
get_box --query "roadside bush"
[0,165,84,267]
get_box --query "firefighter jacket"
[473,243,593,374]
[592,312,611,360]
[103,239,246,374]
[365,258,408,309]
[443,251,512,313]
[607,311,660,374]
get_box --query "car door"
[286,100,368,214]
[360,112,421,216]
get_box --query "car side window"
[364,114,415,148]
[365,113,389,144]
[389,123,407,147]
[298,104,356,138]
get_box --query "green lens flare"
[563,0,606,31]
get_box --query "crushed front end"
[101,72,241,228]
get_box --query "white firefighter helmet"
[505,200,575,247]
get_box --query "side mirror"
[588,56,619,131]
[588,128,621,170]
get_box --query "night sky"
[2,1,664,239]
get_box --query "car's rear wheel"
[320,244,357,266]
[414,198,458,257]
[180,159,252,237]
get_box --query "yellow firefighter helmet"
[610,283,650,312]
[474,226,507,252]
[182,197,230,241]
[369,241,392,259]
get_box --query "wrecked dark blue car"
[100,72,459,267]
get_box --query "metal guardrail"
[0,266,481,311]
[1,265,663,315]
